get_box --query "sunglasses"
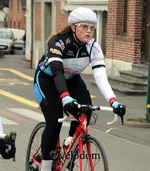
[75,23,96,31]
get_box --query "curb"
[124,119,150,128]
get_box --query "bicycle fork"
[78,134,94,171]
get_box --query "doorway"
[141,0,150,63]
[146,0,150,62]
[44,3,52,51]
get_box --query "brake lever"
[120,115,124,125]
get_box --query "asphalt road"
[0,51,150,171]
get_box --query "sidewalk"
[1,52,150,148]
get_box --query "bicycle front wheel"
[69,135,109,171]
[25,122,46,171]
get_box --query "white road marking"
[0,116,19,125]
[6,108,70,127]
[7,108,44,122]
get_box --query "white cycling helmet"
[68,7,97,25]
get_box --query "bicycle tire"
[25,122,46,171]
[68,135,109,171]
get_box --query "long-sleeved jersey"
[38,33,116,102]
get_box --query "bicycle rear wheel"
[69,135,109,171]
[25,122,46,171]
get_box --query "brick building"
[25,0,108,69]
[8,0,26,30]
[106,0,150,75]
[25,0,150,77]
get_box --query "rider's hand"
[111,101,126,117]
[61,94,78,116]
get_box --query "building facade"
[8,0,26,30]
[25,0,150,76]
[106,0,150,75]
[25,0,108,70]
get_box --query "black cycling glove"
[111,101,126,117]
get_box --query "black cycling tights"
[34,70,92,160]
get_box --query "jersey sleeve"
[47,36,69,95]
[47,36,64,59]
[90,42,117,103]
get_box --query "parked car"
[9,28,25,49]
[0,28,16,54]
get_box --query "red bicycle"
[25,103,121,171]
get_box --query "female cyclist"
[34,7,126,171]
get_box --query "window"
[141,0,150,63]
[10,0,13,10]
[18,22,20,29]
[116,0,127,35]
[123,0,127,33]
[10,21,12,28]
[14,21,16,28]
[17,0,19,10]
[0,31,12,39]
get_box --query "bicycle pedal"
[35,154,42,163]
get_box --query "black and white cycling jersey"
[38,33,105,79]
[37,33,115,102]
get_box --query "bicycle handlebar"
[58,104,120,125]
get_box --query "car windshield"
[0,31,12,39]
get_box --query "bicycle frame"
[56,113,90,171]
[32,145,42,168]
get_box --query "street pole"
[3,14,8,28]
[146,23,150,122]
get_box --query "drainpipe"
[146,22,150,122]
[30,0,34,69]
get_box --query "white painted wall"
[25,0,56,69]
[25,0,32,61]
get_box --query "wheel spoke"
[69,136,109,171]
[25,122,45,171]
